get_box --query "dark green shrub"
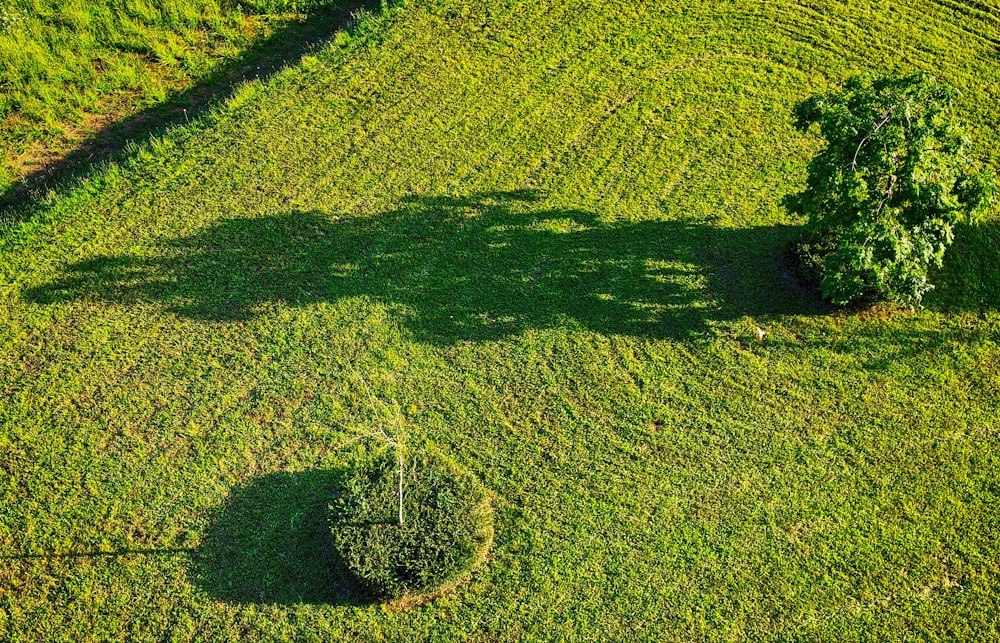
[328,447,493,604]
[787,72,996,306]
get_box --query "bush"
[787,72,996,306]
[328,446,494,604]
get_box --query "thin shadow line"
[1,547,197,560]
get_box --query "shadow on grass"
[926,220,1000,312]
[24,190,829,342]
[753,221,1000,373]
[194,468,372,606]
[0,0,379,223]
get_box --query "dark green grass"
[1,0,1000,640]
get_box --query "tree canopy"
[788,72,996,306]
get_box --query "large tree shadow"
[0,0,381,223]
[24,190,829,342]
[194,468,372,606]
[925,220,1000,312]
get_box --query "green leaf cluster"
[789,72,996,306]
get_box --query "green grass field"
[2,0,1000,639]
[0,0,356,199]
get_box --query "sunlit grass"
[1,0,999,640]
[0,0,320,194]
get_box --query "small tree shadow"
[194,468,373,606]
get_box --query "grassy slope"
[1,0,1000,639]
[0,0,308,194]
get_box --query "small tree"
[788,72,995,306]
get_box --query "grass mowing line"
[350,5,603,191]
[2,0,1000,639]
[202,51,452,208]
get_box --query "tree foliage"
[788,72,996,306]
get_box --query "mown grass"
[0,0,352,198]
[1,0,999,640]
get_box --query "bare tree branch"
[852,105,896,172]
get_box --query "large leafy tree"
[788,72,995,306]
